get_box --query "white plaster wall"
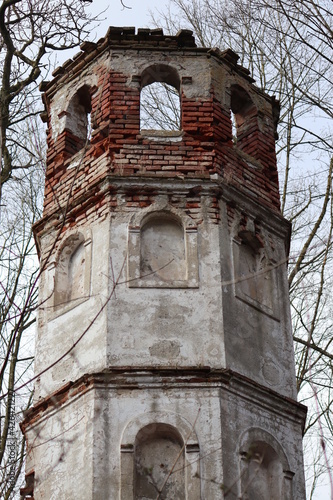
[26,378,304,500]
[34,218,111,400]
[25,389,95,499]
[106,211,225,370]
[219,197,297,399]
[93,383,224,499]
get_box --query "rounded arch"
[127,202,199,288]
[120,411,201,500]
[135,422,184,446]
[239,427,290,470]
[141,64,180,92]
[121,410,199,448]
[230,84,257,127]
[134,423,186,500]
[65,84,92,147]
[141,210,183,229]
[140,65,181,132]
[53,230,92,311]
[50,72,98,142]
[140,212,186,281]
[66,84,92,116]
[129,201,197,231]
[239,428,294,500]
[55,231,85,262]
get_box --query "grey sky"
[87,0,167,39]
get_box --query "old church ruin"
[21,27,307,499]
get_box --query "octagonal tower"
[21,27,306,499]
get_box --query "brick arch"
[63,84,92,152]
[141,63,181,92]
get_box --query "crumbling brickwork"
[38,27,280,236]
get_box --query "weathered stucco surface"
[21,27,306,500]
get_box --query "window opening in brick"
[65,85,92,151]
[140,64,181,132]
[134,424,185,500]
[230,85,257,150]
[140,82,181,131]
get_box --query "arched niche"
[232,228,279,319]
[239,428,294,500]
[134,424,185,499]
[140,64,182,135]
[127,203,198,288]
[140,215,186,282]
[230,84,258,152]
[120,411,201,500]
[53,231,92,314]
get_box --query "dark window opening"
[65,85,92,150]
[230,85,257,148]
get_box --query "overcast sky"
[52,0,170,67]
[87,0,169,40]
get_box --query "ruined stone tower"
[21,27,307,499]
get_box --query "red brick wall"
[42,64,280,229]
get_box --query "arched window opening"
[134,424,185,500]
[230,85,257,150]
[140,64,181,133]
[65,85,92,150]
[140,82,181,131]
[140,216,186,282]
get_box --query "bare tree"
[0,0,100,199]
[0,1,102,497]
[0,115,44,499]
[150,0,333,496]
